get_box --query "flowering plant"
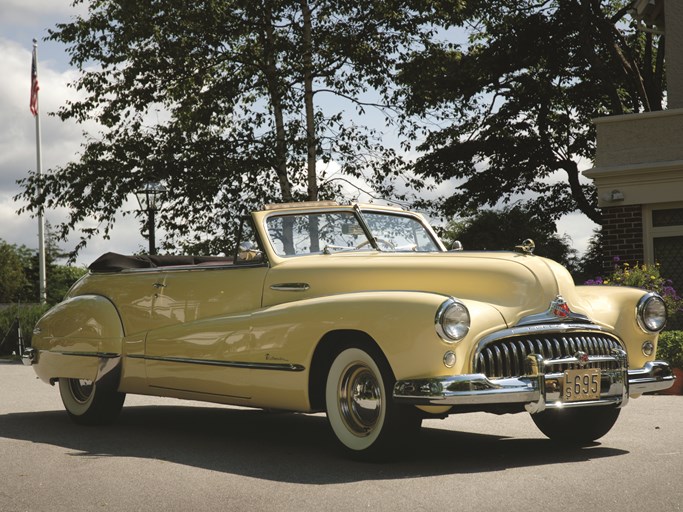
[656,331,683,368]
[585,257,683,315]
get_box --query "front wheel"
[59,377,125,425]
[531,406,621,445]
[325,346,421,461]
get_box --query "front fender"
[30,295,124,383]
[575,285,661,369]
[251,290,507,381]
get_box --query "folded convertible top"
[88,252,232,272]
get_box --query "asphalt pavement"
[1,361,681,512]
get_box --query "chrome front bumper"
[393,360,675,414]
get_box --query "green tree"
[0,241,31,303]
[17,0,441,257]
[398,0,665,224]
[0,228,87,304]
[441,206,578,271]
[22,225,88,304]
[575,228,605,283]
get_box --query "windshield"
[265,209,441,257]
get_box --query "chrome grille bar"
[474,329,624,379]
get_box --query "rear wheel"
[59,377,125,425]
[531,406,621,445]
[325,346,421,461]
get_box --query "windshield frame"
[257,204,446,260]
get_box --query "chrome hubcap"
[338,363,382,436]
[69,379,94,404]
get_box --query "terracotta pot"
[659,367,683,395]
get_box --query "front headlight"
[637,293,667,332]
[436,298,470,342]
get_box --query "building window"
[652,208,683,228]
[653,236,683,288]
[645,204,683,294]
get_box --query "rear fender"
[30,295,124,384]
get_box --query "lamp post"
[135,182,166,255]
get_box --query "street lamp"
[135,181,166,255]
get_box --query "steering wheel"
[355,238,396,250]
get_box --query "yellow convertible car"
[24,201,675,459]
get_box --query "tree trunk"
[262,6,294,254]
[563,159,601,224]
[262,7,293,204]
[301,0,320,252]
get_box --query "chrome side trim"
[23,349,119,365]
[130,354,305,372]
[43,350,120,359]
[27,350,122,386]
[270,283,311,292]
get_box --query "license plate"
[562,368,601,402]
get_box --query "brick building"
[584,0,683,294]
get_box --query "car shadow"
[0,405,628,483]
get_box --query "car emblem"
[575,351,590,367]
[550,295,571,318]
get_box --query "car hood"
[262,251,592,328]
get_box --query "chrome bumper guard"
[21,347,37,366]
[393,354,675,414]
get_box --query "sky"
[1,0,154,267]
[0,1,599,268]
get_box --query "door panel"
[144,266,268,396]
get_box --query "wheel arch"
[308,329,392,411]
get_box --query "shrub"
[657,331,683,369]
[585,258,683,320]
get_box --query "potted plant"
[656,331,683,395]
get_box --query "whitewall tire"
[59,377,125,425]
[325,346,421,460]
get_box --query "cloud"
[0,34,143,266]
[1,0,85,27]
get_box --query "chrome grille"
[474,331,624,379]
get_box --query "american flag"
[30,43,39,116]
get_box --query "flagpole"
[32,39,47,304]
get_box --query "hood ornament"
[516,294,590,326]
[515,239,535,255]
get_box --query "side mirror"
[450,240,463,251]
